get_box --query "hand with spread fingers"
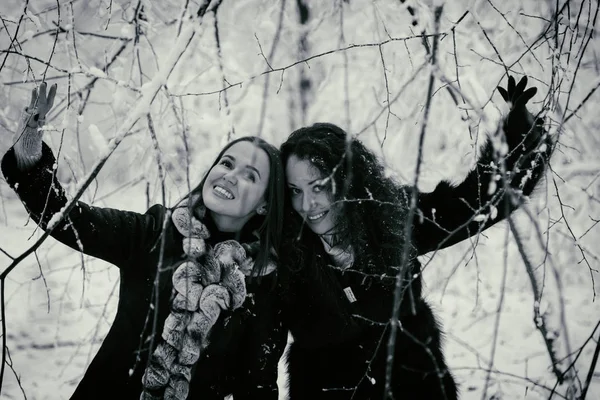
[497,75,537,110]
[13,82,57,170]
[497,75,545,150]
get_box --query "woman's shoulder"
[145,203,169,221]
[245,268,281,295]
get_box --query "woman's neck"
[320,233,335,247]
[209,210,251,233]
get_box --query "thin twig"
[508,217,563,380]
[378,44,392,147]
[580,322,600,400]
[0,0,31,73]
[339,0,351,131]
[212,0,234,141]
[385,6,444,399]
[481,214,510,400]
[171,32,446,98]
[256,0,287,136]
[551,171,596,299]
[564,76,600,123]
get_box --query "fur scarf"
[140,203,272,399]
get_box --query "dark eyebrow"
[247,165,261,179]
[288,179,322,187]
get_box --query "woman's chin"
[306,221,334,236]
[204,196,230,215]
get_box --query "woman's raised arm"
[412,76,553,255]
[2,83,166,269]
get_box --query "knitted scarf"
[140,202,270,400]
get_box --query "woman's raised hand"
[12,82,57,170]
[497,75,537,112]
[497,75,545,150]
[26,82,57,125]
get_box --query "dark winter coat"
[281,228,458,400]
[281,120,553,399]
[2,144,287,400]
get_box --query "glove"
[497,75,543,151]
[497,75,537,111]
[13,82,57,170]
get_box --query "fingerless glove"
[13,107,45,170]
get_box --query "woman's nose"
[223,170,238,185]
[301,194,313,212]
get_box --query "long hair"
[280,123,411,276]
[185,136,284,277]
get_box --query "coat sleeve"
[2,143,166,269]
[412,114,553,255]
[233,283,288,400]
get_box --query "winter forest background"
[0,0,599,399]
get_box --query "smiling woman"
[2,83,287,400]
[203,140,271,233]
[285,155,340,240]
[279,76,554,399]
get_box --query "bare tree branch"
[385,6,445,400]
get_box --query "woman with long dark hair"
[2,83,287,400]
[279,76,552,399]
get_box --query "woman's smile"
[307,210,328,222]
[213,185,235,200]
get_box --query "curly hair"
[280,123,413,276]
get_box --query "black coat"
[282,235,457,400]
[281,124,553,399]
[2,144,287,400]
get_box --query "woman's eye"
[313,185,324,193]
[245,172,257,183]
[220,159,233,169]
[289,187,301,195]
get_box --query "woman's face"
[285,155,338,236]
[202,141,270,226]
